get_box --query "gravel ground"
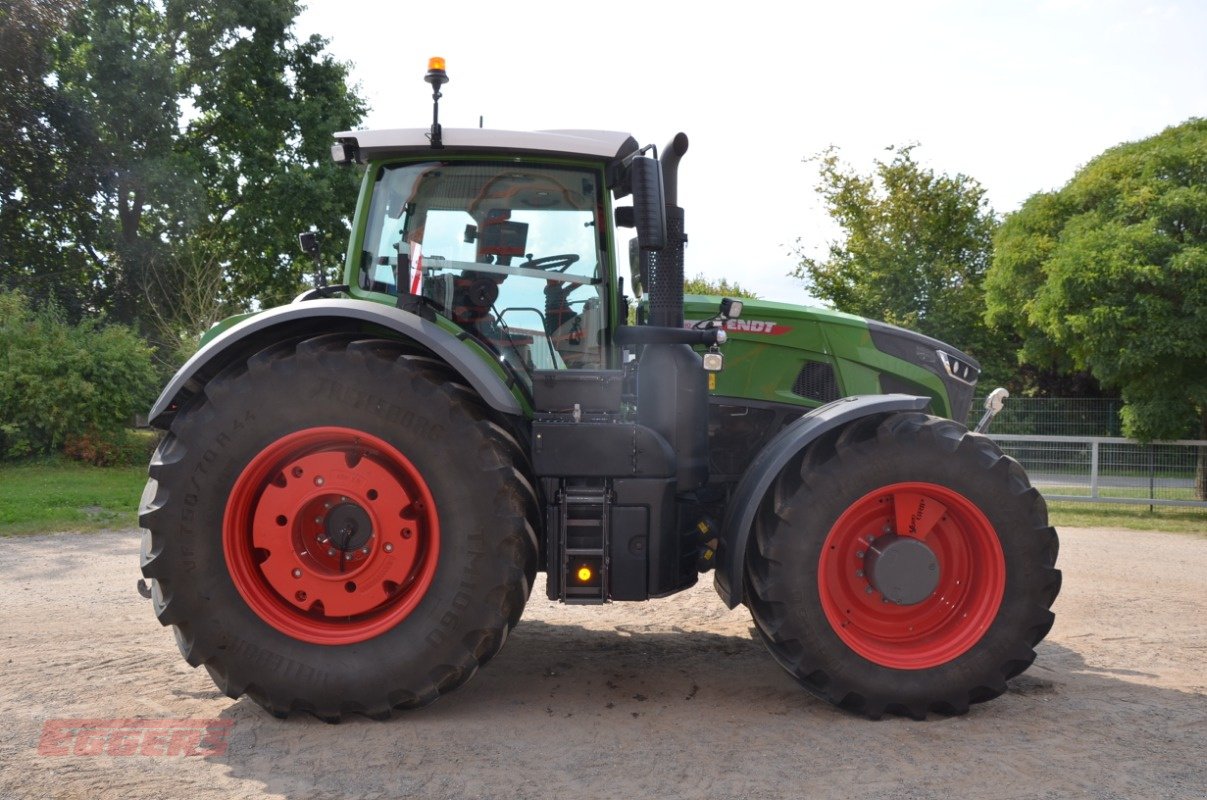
[0,526,1204,800]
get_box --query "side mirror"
[298,231,320,256]
[984,386,1009,414]
[629,156,666,252]
[974,387,1010,434]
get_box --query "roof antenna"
[425,57,448,149]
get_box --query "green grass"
[0,459,147,536]
[1046,501,1206,535]
[1039,484,1199,501]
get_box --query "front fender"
[713,394,932,608]
[149,299,523,427]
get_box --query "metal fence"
[990,434,1207,508]
[966,397,1125,437]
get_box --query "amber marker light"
[577,566,593,582]
[425,57,448,90]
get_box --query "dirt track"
[0,526,1204,800]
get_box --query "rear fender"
[714,394,932,608]
[149,299,523,427]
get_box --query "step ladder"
[557,483,611,604]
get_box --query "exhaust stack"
[647,133,689,329]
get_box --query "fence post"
[1149,444,1156,513]
[1089,440,1099,500]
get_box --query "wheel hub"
[223,427,440,645]
[325,501,373,552]
[864,534,940,605]
[817,481,1006,669]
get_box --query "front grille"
[793,361,841,403]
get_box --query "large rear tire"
[139,335,538,719]
[744,412,1061,719]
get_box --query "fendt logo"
[687,319,793,336]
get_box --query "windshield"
[359,160,610,373]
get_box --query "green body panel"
[683,295,956,418]
[199,311,256,346]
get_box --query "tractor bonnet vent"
[793,361,841,404]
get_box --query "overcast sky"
[296,0,1206,304]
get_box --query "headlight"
[937,350,979,385]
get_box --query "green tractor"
[139,60,1060,720]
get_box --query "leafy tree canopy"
[793,145,1011,385]
[683,273,759,299]
[986,118,1206,442]
[0,0,103,317]
[1,0,365,343]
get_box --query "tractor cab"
[355,159,612,374]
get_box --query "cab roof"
[332,128,639,165]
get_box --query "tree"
[986,118,1206,497]
[793,146,1012,385]
[164,0,366,311]
[52,0,185,326]
[1,0,364,341]
[0,0,105,318]
[683,273,759,298]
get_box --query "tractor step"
[555,483,611,604]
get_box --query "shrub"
[0,290,158,460]
[63,429,162,467]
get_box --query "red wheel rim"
[817,482,1005,669]
[223,427,439,645]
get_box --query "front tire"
[140,335,538,719]
[745,412,1061,719]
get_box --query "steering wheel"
[524,254,580,272]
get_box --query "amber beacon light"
[426,57,448,84]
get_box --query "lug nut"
[855,570,864,578]
[856,550,865,559]
[314,476,325,487]
[314,516,322,525]
[327,548,336,557]
[384,543,394,553]
[865,586,875,595]
[361,547,369,555]
[292,568,302,578]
